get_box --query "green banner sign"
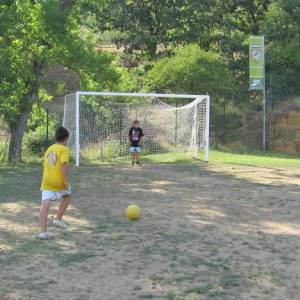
[249,35,265,90]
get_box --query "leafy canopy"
[146,45,233,97]
[0,0,118,126]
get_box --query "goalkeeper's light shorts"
[129,146,141,153]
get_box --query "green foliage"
[0,0,119,160]
[80,0,213,57]
[83,0,300,102]
[27,104,49,132]
[262,0,300,99]
[23,105,58,157]
[0,141,8,162]
[145,45,233,97]
[23,123,56,158]
[0,0,299,156]
[114,67,137,92]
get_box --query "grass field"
[0,150,300,299]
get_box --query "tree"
[145,45,233,97]
[262,0,300,99]
[80,0,214,58]
[0,0,118,161]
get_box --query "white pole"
[75,92,80,167]
[193,101,199,159]
[63,95,67,127]
[262,36,266,151]
[205,96,210,162]
[263,86,266,151]
[77,91,206,99]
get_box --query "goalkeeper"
[128,120,144,165]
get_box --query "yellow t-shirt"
[41,143,69,191]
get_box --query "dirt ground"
[0,161,300,300]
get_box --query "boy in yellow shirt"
[38,127,71,239]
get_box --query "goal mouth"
[63,91,210,166]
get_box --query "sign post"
[249,35,266,150]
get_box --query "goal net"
[63,92,210,166]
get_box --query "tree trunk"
[8,112,30,162]
[59,0,75,9]
[7,58,45,162]
[8,56,46,161]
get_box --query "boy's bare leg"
[56,195,71,220]
[131,153,136,162]
[40,200,51,232]
[136,153,140,163]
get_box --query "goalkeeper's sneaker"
[136,161,141,166]
[38,232,53,240]
[53,218,68,229]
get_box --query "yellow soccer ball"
[126,204,141,220]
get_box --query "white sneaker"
[38,232,53,239]
[53,218,68,229]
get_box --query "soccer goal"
[63,91,210,166]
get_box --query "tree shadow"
[0,161,300,299]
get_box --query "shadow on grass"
[0,159,299,299]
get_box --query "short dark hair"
[55,126,69,142]
[133,120,139,124]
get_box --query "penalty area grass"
[0,149,299,299]
[142,149,300,169]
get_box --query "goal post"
[205,95,210,162]
[63,91,210,166]
[75,91,80,168]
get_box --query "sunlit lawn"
[0,149,299,299]
[143,149,300,169]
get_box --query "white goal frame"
[63,91,210,166]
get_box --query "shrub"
[23,124,56,157]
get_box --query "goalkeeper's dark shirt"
[129,127,144,147]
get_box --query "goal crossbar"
[74,91,208,99]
